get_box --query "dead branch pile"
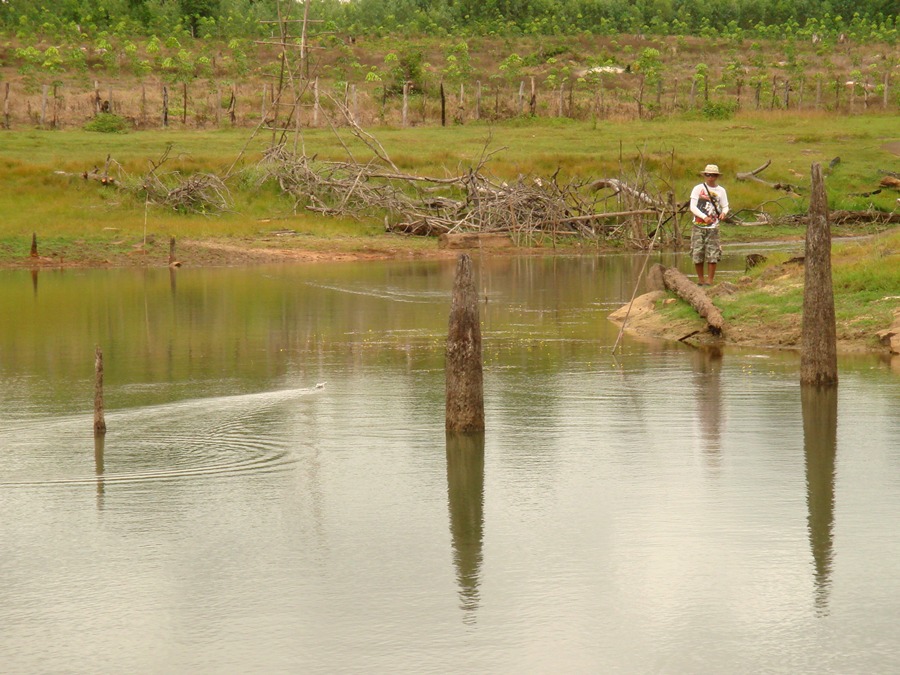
[256,142,623,239]
[137,171,232,214]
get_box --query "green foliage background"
[0,0,896,39]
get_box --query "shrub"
[84,113,129,133]
[701,100,737,120]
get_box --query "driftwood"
[662,266,726,335]
[736,159,800,193]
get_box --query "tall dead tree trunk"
[446,254,484,433]
[800,163,838,386]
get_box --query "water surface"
[1,253,898,673]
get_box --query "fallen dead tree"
[736,159,801,194]
[662,266,726,335]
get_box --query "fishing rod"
[611,209,668,356]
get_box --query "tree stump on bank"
[446,254,485,433]
[800,163,838,386]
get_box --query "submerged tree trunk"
[800,163,838,386]
[446,254,484,432]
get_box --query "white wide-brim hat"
[702,164,721,175]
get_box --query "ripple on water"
[0,387,320,488]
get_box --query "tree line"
[0,0,897,40]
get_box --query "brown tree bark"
[800,163,838,385]
[662,267,726,334]
[446,254,485,432]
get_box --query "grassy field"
[0,111,897,263]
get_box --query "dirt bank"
[609,289,900,358]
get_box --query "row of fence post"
[0,72,893,131]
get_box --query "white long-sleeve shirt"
[690,182,729,227]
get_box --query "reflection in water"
[446,432,485,624]
[94,434,106,510]
[31,269,38,298]
[802,385,838,615]
[692,346,724,464]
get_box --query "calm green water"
[1,253,899,674]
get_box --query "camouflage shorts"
[691,226,722,264]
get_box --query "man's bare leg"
[707,263,717,284]
[694,262,706,285]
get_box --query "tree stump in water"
[94,346,106,436]
[446,254,485,433]
[800,163,838,386]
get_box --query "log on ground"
[662,267,726,335]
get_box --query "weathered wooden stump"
[30,232,38,258]
[94,346,107,436]
[800,163,838,386]
[446,254,485,433]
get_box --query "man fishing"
[689,164,729,286]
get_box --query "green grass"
[0,113,897,253]
[714,228,900,342]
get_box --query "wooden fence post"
[400,81,408,127]
[446,254,484,433]
[440,80,446,127]
[517,80,525,115]
[94,346,107,436]
[529,77,536,115]
[313,77,319,127]
[51,84,59,129]
[800,163,838,386]
[261,82,268,122]
[30,232,38,257]
[3,82,9,129]
[40,84,48,128]
[229,84,236,125]
[162,85,169,127]
[182,82,188,125]
[475,80,481,120]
